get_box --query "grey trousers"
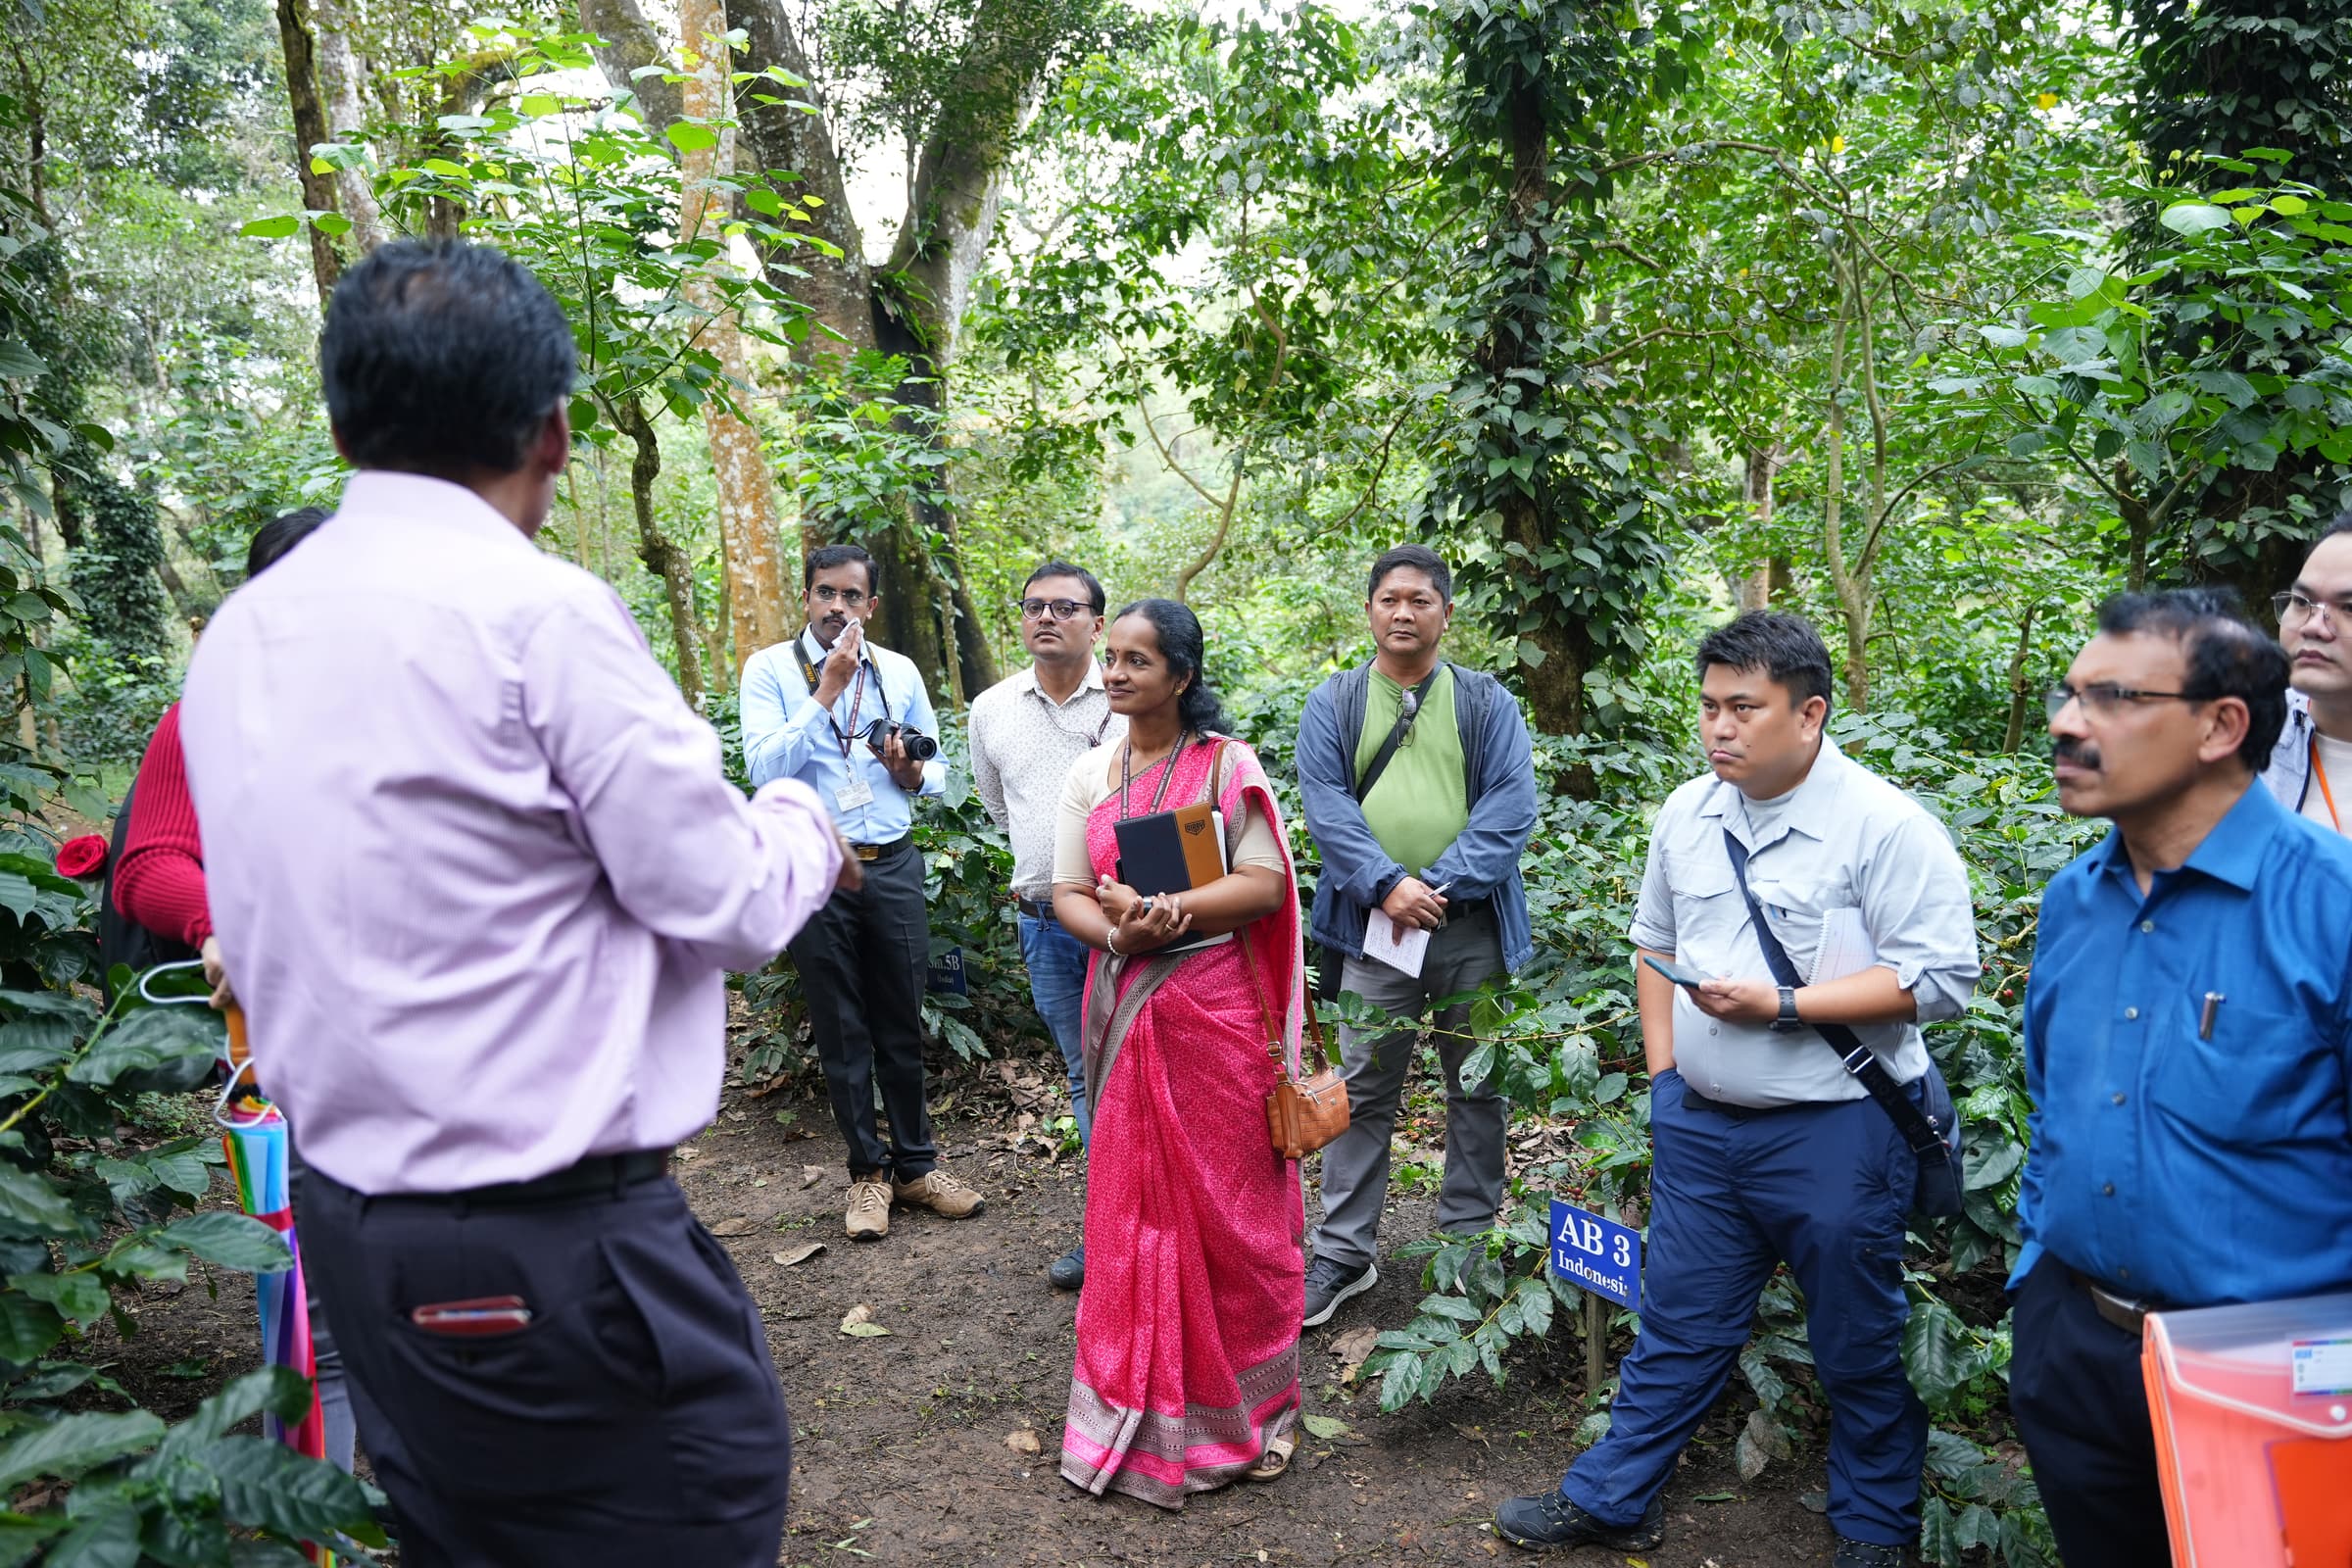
[1313,904,1508,1272]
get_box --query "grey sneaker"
[1494,1491,1664,1551]
[1301,1255,1377,1327]
[1049,1244,1085,1291]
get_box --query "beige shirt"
[1053,737,1285,888]
[968,662,1123,898]
[2301,729,2352,833]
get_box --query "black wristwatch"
[1770,985,1802,1033]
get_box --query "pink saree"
[1059,737,1308,1509]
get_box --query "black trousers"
[298,1165,791,1568]
[2008,1254,2174,1568]
[787,841,937,1180]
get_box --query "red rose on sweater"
[55,835,107,880]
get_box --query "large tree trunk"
[1818,263,1873,711]
[273,0,346,302]
[1735,445,1780,610]
[1486,69,1584,742]
[312,0,390,252]
[681,0,792,668]
[614,399,707,704]
[582,0,683,129]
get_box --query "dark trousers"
[2008,1255,2174,1568]
[788,841,936,1180]
[1562,1069,1925,1546]
[298,1165,791,1568]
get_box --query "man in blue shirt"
[2016,587,2352,1568]
[740,544,986,1242]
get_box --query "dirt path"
[686,1079,1834,1568]
[90,1067,1839,1567]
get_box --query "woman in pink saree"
[1050,599,1308,1508]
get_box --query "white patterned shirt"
[969,662,1124,899]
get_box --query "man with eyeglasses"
[2011,588,2352,1568]
[741,543,987,1241]
[2265,510,2352,831]
[968,562,1124,1290]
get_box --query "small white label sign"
[2290,1338,2352,1396]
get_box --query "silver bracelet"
[1105,927,1122,956]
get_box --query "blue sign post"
[1549,1200,1642,1393]
[1548,1199,1642,1308]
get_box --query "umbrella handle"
[212,1056,271,1131]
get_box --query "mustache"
[2052,737,2102,772]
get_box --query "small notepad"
[1362,909,1431,978]
[1809,908,1879,986]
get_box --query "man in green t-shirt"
[1295,545,1539,1327]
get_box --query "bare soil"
[91,1061,1843,1568]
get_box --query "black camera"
[864,719,940,761]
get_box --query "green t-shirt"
[1352,665,1470,878]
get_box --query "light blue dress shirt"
[739,626,946,843]
[2013,779,2352,1307]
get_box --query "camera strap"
[794,635,886,758]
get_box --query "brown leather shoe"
[891,1169,985,1219]
[846,1179,892,1241]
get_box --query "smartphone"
[411,1295,533,1337]
[1642,954,1711,990]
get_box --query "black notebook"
[1112,803,1229,956]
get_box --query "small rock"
[1004,1429,1041,1456]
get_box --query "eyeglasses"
[810,584,868,608]
[2044,682,2206,721]
[2273,589,2352,628]
[1017,598,1089,622]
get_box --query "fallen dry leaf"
[707,1216,756,1237]
[1004,1429,1041,1456]
[1299,1413,1353,1441]
[772,1243,825,1267]
[838,1304,890,1338]
[800,1165,825,1190]
[1330,1326,1379,1371]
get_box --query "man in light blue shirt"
[740,544,984,1242]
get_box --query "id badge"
[835,777,875,811]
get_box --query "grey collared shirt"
[1630,740,1980,1108]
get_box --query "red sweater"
[115,703,212,948]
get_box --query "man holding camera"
[742,544,986,1241]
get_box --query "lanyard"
[1119,731,1193,821]
[2315,733,2343,831]
[795,640,885,760]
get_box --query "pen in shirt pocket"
[2198,991,2225,1041]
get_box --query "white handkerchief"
[1362,909,1431,979]
[1809,907,1878,985]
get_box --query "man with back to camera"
[1495,611,1979,1567]
[1293,542,1537,1327]
[2265,510,2352,831]
[2012,588,2352,1568]
[739,544,987,1242]
[968,561,1124,1290]
[179,239,852,1566]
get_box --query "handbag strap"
[1720,827,1947,1158]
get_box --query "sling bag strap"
[1352,667,1442,801]
[1720,827,1949,1161]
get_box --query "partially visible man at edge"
[2265,510,2352,831]
[2013,588,2352,1568]
[181,239,852,1567]
[969,561,1124,1291]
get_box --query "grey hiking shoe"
[1301,1255,1377,1327]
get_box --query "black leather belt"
[1016,897,1059,922]
[851,834,912,862]
[1681,1086,1809,1118]
[2067,1265,2158,1335]
[388,1150,672,1209]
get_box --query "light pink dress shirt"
[180,472,842,1195]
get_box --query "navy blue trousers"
[299,1166,791,1568]
[2007,1254,2173,1568]
[1561,1068,1926,1547]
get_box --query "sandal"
[1244,1432,1297,1483]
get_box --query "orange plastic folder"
[2141,1292,2352,1567]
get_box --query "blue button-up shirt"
[2013,779,2352,1308]
[739,627,945,842]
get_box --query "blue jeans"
[1560,1069,1925,1546]
[1018,912,1093,1148]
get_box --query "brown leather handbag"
[1246,926,1349,1159]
